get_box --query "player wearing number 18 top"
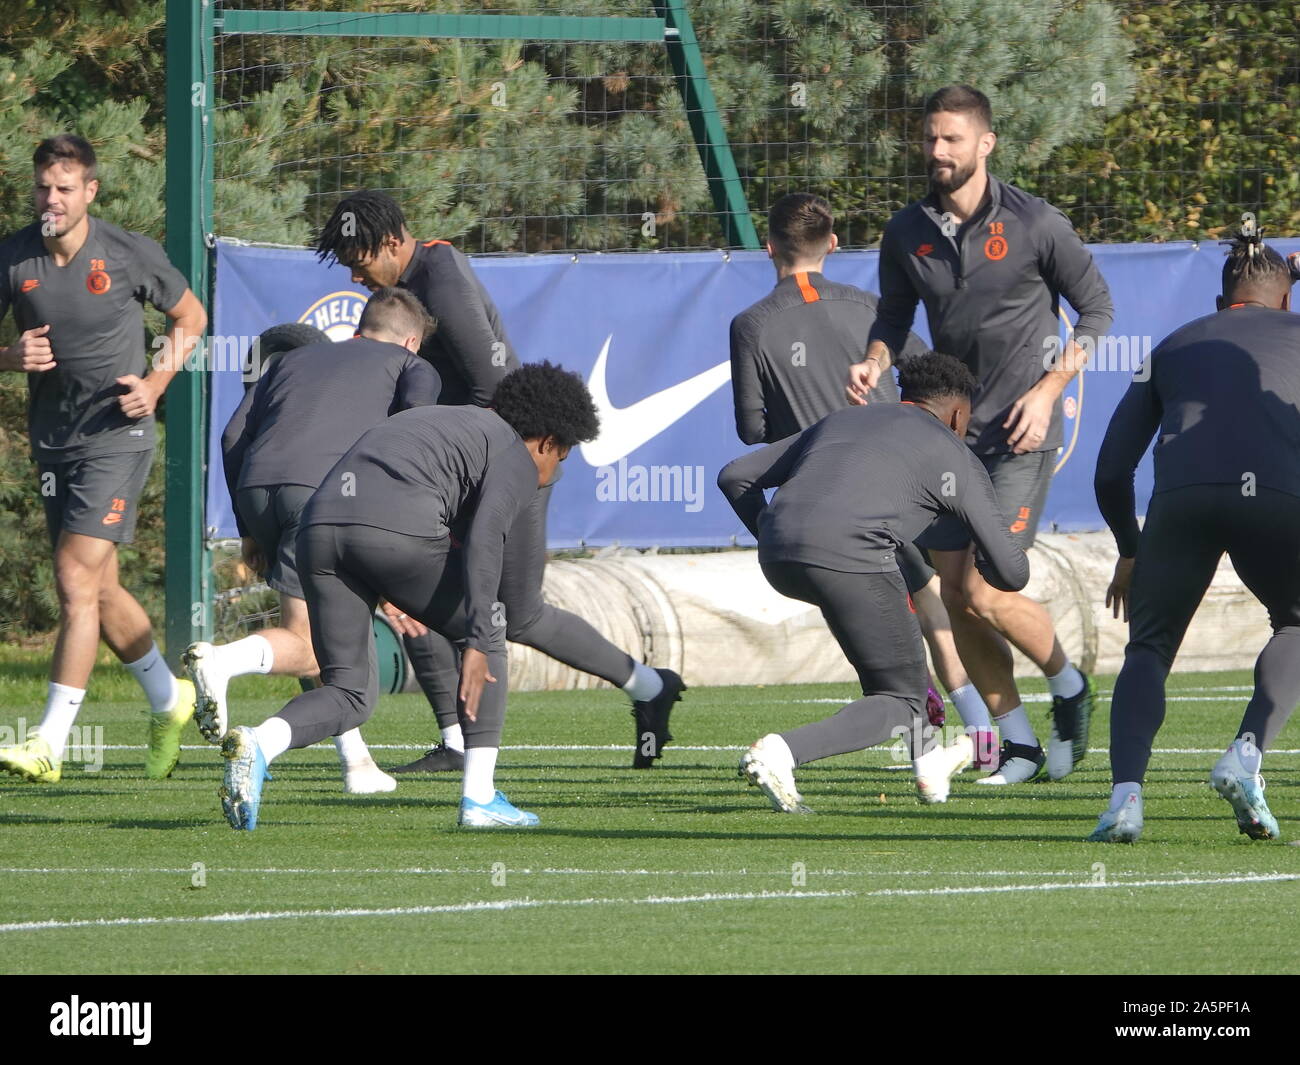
[846,85,1114,785]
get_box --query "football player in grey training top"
[719,353,1029,813]
[218,362,601,831]
[1090,231,1300,843]
[729,191,999,768]
[188,288,440,795]
[847,85,1114,785]
[0,135,207,785]
[315,192,684,771]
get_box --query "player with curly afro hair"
[491,360,600,450]
[897,350,978,405]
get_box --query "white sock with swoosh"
[125,642,179,714]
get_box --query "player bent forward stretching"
[315,192,684,771]
[718,353,1029,812]
[187,290,440,794]
[1090,231,1300,843]
[218,362,600,830]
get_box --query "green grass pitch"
[0,650,1297,974]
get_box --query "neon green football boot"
[0,733,62,783]
[146,678,196,780]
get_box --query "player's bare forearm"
[865,339,894,370]
[846,340,894,404]
[1036,338,1089,398]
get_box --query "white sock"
[1234,736,1262,775]
[759,732,796,770]
[992,706,1037,747]
[35,682,85,761]
[621,662,663,702]
[1047,661,1085,700]
[1109,781,1142,812]
[441,722,465,753]
[333,728,371,769]
[124,643,178,713]
[216,634,274,676]
[462,746,498,804]
[948,684,992,730]
[252,716,293,764]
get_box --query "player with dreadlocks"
[315,192,684,772]
[1090,225,1300,843]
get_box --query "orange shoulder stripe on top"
[794,271,820,303]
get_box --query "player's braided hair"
[492,361,600,448]
[1220,223,1290,295]
[315,190,408,264]
[898,351,977,403]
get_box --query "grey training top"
[867,176,1114,455]
[302,405,538,652]
[718,403,1028,591]
[221,336,441,533]
[399,239,521,406]
[0,217,189,461]
[729,270,930,444]
[1095,305,1300,558]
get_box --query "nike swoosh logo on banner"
[580,335,731,466]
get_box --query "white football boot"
[914,733,974,804]
[739,734,811,814]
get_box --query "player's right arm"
[729,312,769,444]
[393,353,441,411]
[849,222,921,403]
[0,323,56,373]
[717,431,805,538]
[948,446,1030,593]
[220,374,270,538]
[1094,357,1163,619]
[459,447,536,718]
[0,271,56,372]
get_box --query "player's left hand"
[458,647,497,723]
[115,374,163,419]
[381,600,427,638]
[1003,385,1054,454]
[1106,556,1135,621]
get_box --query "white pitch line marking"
[4,866,1260,879]
[89,744,1300,755]
[1,873,1294,935]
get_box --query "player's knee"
[962,579,1005,622]
[54,559,103,608]
[938,577,971,616]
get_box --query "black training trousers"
[404,482,637,731]
[761,560,928,764]
[1110,485,1300,783]
[279,523,507,750]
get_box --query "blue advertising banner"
[208,238,1300,546]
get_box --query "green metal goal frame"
[162,1,758,660]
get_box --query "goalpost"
[161,0,759,661]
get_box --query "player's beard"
[928,158,976,195]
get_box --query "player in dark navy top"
[720,353,1028,811]
[216,363,600,831]
[1089,232,1300,843]
[316,193,684,771]
[730,192,996,762]
[185,289,438,795]
[846,86,1114,785]
[0,135,208,786]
